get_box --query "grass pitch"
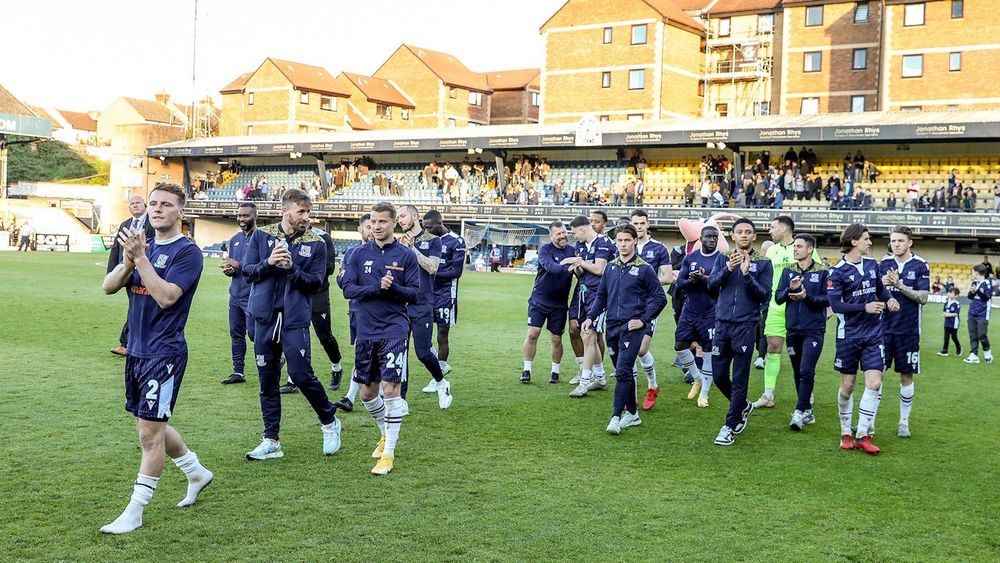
[1,252,998,561]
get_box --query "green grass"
[1,252,998,561]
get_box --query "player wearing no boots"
[522,221,576,384]
[828,223,899,455]
[629,209,673,409]
[220,202,257,385]
[100,183,212,534]
[774,234,829,431]
[878,226,929,438]
[340,202,420,475]
[708,219,773,446]
[674,226,722,408]
[582,225,667,435]
[242,189,343,461]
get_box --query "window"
[947,104,960,111]
[320,95,336,111]
[853,48,868,70]
[298,125,309,134]
[299,91,309,104]
[904,3,925,26]
[758,14,774,33]
[719,18,731,37]
[628,69,645,90]
[447,118,456,127]
[469,91,483,106]
[601,71,611,88]
[805,6,823,26]
[800,97,820,114]
[902,54,923,77]
[247,92,254,105]
[631,24,647,45]
[950,52,962,71]
[803,51,822,72]
[530,91,540,107]
[854,2,869,23]
[376,104,392,119]
[952,0,964,18]
[754,101,771,116]
[603,27,612,44]
[599,115,610,121]
[851,95,866,112]
[246,125,253,135]
[627,114,643,121]
[401,109,410,121]
[698,81,705,97]
[715,103,729,117]
[901,106,922,112]
[449,87,457,99]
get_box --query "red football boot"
[853,436,881,455]
[642,388,659,410]
[839,434,854,450]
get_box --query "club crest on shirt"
[629,266,639,276]
[256,354,266,366]
[749,263,757,273]
[907,271,916,280]
[419,242,429,250]
[810,274,819,282]
[154,254,168,268]
[298,245,312,258]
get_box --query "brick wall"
[374,48,445,128]
[219,94,243,136]
[886,0,999,110]
[782,1,882,114]
[660,24,703,117]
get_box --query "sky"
[4,0,566,112]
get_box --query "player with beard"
[521,221,577,384]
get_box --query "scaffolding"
[702,17,775,118]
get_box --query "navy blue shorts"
[883,333,920,374]
[834,337,885,375]
[570,289,605,330]
[527,301,568,335]
[434,300,458,327]
[676,315,715,348]
[353,338,409,385]
[124,354,187,422]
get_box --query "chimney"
[155,90,171,105]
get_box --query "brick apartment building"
[486,69,542,125]
[539,0,708,123]
[372,44,494,128]
[336,72,416,130]
[540,0,1000,120]
[219,58,352,136]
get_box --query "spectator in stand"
[843,154,852,178]
[827,178,841,209]
[906,180,920,211]
[772,183,785,209]
[684,182,695,207]
[634,178,644,206]
[700,178,711,207]
[784,147,797,165]
[948,188,961,212]
[992,179,1000,213]
[755,177,768,208]
[797,147,809,170]
[980,256,994,278]
[610,180,624,206]
[886,192,897,211]
[944,276,955,293]
[553,179,564,205]
[624,180,637,207]
[918,192,932,212]
[931,276,943,294]
[711,186,727,208]
[852,150,865,183]
[865,160,880,183]
[963,186,977,213]
[948,168,960,194]
[932,187,946,212]
[526,184,539,205]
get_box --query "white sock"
[593,362,605,379]
[677,348,703,381]
[346,376,360,403]
[580,368,593,384]
[362,396,387,435]
[856,388,881,439]
[101,474,157,534]
[899,383,914,423]
[764,387,774,400]
[640,352,656,388]
[172,451,212,508]
[551,362,561,374]
[838,391,854,436]
[332,362,342,371]
[699,353,714,399]
[870,383,884,433]
[575,356,584,368]
[523,360,532,372]
[383,397,404,458]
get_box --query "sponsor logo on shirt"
[386,261,405,272]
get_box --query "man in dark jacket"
[108,194,157,356]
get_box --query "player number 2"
[145,380,159,401]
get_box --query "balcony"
[704,57,773,82]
